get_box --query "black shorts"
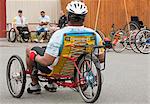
[31,46,52,74]
[17,26,30,39]
[17,26,29,34]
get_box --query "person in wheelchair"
[26,1,104,94]
[12,10,30,41]
[34,11,50,43]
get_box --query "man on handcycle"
[12,10,30,41]
[26,1,104,94]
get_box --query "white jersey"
[45,26,102,57]
[12,16,28,27]
[45,26,103,68]
[38,15,50,28]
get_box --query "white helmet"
[66,1,88,15]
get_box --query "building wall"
[0,0,6,38]
[61,0,150,36]
[6,0,61,23]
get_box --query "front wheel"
[77,54,102,103]
[6,55,26,98]
[112,30,127,53]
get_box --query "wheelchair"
[110,22,141,53]
[8,26,30,42]
[123,16,144,51]
[6,32,106,103]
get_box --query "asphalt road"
[0,40,150,104]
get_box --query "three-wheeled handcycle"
[6,32,106,103]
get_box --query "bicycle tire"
[6,55,26,98]
[8,28,16,42]
[77,54,102,103]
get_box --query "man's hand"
[39,22,48,26]
[29,51,37,61]
[39,22,44,26]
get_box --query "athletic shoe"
[44,82,57,92]
[27,83,41,94]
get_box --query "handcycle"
[6,32,106,103]
[8,26,30,43]
[96,22,139,53]
[110,21,141,53]
[124,21,141,50]
[96,25,129,53]
[107,16,144,53]
[124,16,145,52]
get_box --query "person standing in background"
[57,10,67,28]
[34,11,50,43]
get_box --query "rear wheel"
[6,55,26,98]
[135,29,150,54]
[77,54,102,103]
[8,28,16,42]
[123,21,140,32]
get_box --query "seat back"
[49,32,96,77]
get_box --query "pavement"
[0,40,150,104]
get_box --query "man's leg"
[26,46,57,93]
[38,28,45,42]
[26,47,41,94]
[43,28,48,40]
[26,46,51,84]
[34,27,42,42]
[22,27,30,40]
[16,27,23,42]
[26,47,38,85]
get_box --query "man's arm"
[95,32,105,63]
[29,30,62,66]
[39,16,50,26]
[12,17,19,34]
[43,16,50,25]
[25,17,29,27]
[32,34,61,66]
[39,21,49,26]
[13,24,17,30]
[42,22,49,25]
